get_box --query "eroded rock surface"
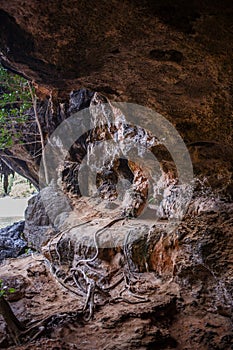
[23,191,61,251]
[0,198,232,349]
[0,90,231,349]
[0,0,233,146]
[0,1,232,349]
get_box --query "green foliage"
[0,65,33,148]
[0,279,16,297]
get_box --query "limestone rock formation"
[23,193,55,251]
[0,1,232,349]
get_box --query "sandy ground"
[0,197,29,218]
[0,197,31,227]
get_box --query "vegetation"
[0,279,16,297]
[0,65,33,149]
[0,64,48,184]
[0,279,25,345]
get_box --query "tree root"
[16,309,84,345]
[29,216,151,336]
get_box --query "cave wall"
[0,2,233,349]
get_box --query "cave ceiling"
[0,0,232,145]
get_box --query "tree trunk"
[0,295,25,344]
[28,81,49,185]
[3,174,8,195]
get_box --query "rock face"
[0,200,232,349]
[0,221,27,262]
[0,93,231,348]
[23,193,56,251]
[0,94,231,349]
[0,1,232,349]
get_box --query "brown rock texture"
[0,200,232,349]
[0,0,233,145]
[0,1,232,350]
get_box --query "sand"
[0,197,29,217]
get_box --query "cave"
[0,1,232,349]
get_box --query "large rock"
[23,193,55,251]
[23,187,72,251]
